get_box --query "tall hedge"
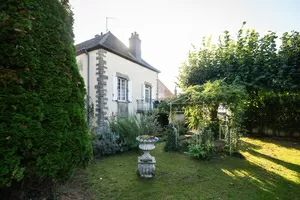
[0,0,92,187]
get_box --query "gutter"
[84,49,90,127]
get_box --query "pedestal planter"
[136,135,159,178]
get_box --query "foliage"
[178,22,300,136]
[59,137,300,200]
[185,144,212,160]
[245,91,300,134]
[109,115,140,149]
[174,121,189,136]
[0,0,92,187]
[92,128,123,158]
[164,124,180,152]
[156,97,184,115]
[139,112,160,136]
[183,80,247,139]
[185,128,215,160]
[156,100,170,113]
[179,23,300,91]
[109,113,160,149]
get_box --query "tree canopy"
[179,22,300,92]
[178,22,300,135]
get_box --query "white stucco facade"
[76,48,158,122]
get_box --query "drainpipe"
[84,49,90,127]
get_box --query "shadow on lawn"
[239,140,262,151]
[247,149,300,174]
[246,135,300,150]
[219,160,300,200]
[59,139,300,200]
[217,140,300,200]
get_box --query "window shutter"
[128,80,132,102]
[141,83,145,100]
[151,86,155,101]
[112,75,118,101]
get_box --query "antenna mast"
[106,17,118,32]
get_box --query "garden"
[58,21,300,199]
[1,1,300,199]
[59,137,300,200]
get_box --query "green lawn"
[59,137,300,200]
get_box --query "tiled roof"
[75,32,160,73]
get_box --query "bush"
[164,124,180,152]
[92,128,124,158]
[185,129,215,160]
[0,0,92,188]
[185,140,214,160]
[110,115,140,149]
[139,112,160,136]
[109,113,160,149]
[174,122,189,136]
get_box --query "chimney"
[129,32,141,61]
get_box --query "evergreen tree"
[0,0,92,187]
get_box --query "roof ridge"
[75,31,160,73]
[99,31,111,44]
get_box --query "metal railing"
[136,99,153,113]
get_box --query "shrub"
[139,113,160,136]
[109,113,160,149]
[164,124,180,152]
[185,141,214,160]
[174,122,189,136]
[185,129,215,160]
[92,128,124,158]
[110,115,140,149]
[0,0,92,188]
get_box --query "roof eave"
[76,45,160,73]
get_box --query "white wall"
[76,51,98,109]
[105,50,158,116]
[76,48,158,119]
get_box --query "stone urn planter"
[136,135,159,178]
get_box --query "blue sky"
[70,0,299,91]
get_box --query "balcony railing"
[136,99,153,113]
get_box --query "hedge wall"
[0,0,92,187]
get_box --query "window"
[117,77,128,101]
[145,85,151,102]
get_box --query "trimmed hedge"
[0,0,92,187]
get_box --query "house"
[75,31,160,127]
[157,79,174,100]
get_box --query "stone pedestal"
[136,136,158,178]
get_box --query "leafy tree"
[178,22,300,135]
[0,0,92,188]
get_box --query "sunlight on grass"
[221,169,235,177]
[240,138,300,184]
[241,137,300,165]
[60,138,300,200]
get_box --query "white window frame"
[117,77,128,102]
[145,85,151,103]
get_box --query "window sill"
[114,100,132,103]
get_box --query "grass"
[59,137,300,200]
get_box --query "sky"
[69,0,299,92]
